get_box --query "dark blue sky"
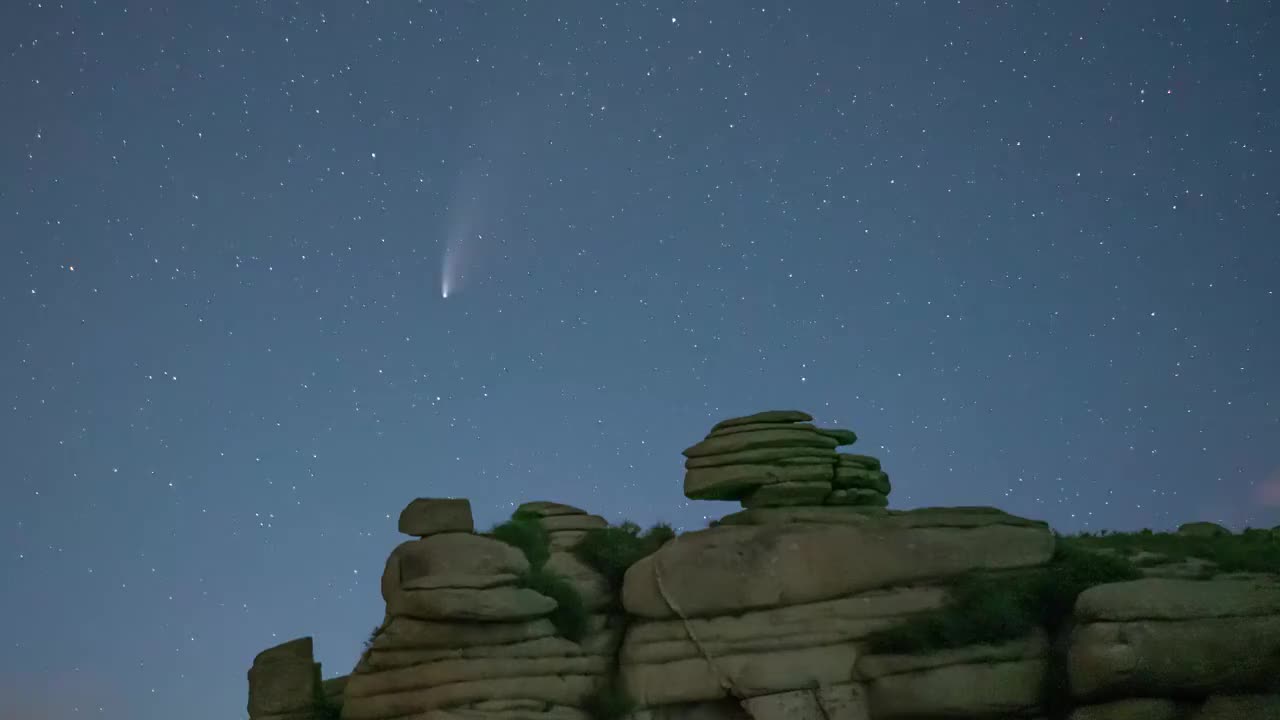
[2,2,1277,718]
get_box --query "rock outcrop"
[249,410,1280,720]
[345,498,622,720]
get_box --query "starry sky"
[2,1,1278,718]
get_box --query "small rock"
[398,498,474,537]
[517,501,587,517]
[710,410,813,432]
[1178,521,1230,537]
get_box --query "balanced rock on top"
[682,410,891,509]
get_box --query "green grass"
[490,515,551,570]
[1065,527,1280,574]
[863,534,1142,655]
[489,510,590,642]
[573,522,676,589]
[582,678,636,720]
[520,565,590,642]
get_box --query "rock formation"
[250,410,1280,720]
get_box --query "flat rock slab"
[685,463,834,501]
[622,519,1054,619]
[865,658,1047,719]
[387,586,557,622]
[711,410,813,431]
[838,453,881,470]
[517,501,587,517]
[683,428,839,459]
[685,446,837,469]
[540,513,608,532]
[825,488,888,507]
[1075,577,1280,621]
[1068,615,1280,700]
[855,630,1047,680]
[398,498,474,537]
[741,481,832,508]
[708,421,817,438]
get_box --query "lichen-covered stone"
[398,498,474,537]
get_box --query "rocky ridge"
[249,410,1280,720]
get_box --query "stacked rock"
[247,637,324,720]
[343,498,615,720]
[682,410,891,509]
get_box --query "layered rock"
[247,637,328,720]
[344,499,620,720]
[249,410,1280,720]
[682,410,890,509]
[1067,577,1280,709]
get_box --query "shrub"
[574,522,676,589]
[1064,528,1280,574]
[863,534,1142,655]
[521,565,589,642]
[312,699,342,720]
[491,515,551,570]
[363,624,382,651]
[583,678,636,720]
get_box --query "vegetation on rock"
[521,565,590,642]
[582,677,636,720]
[312,699,342,720]
[1066,527,1280,574]
[864,534,1142,654]
[489,511,590,641]
[573,521,676,589]
[491,513,552,570]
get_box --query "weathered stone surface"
[545,550,613,611]
[684,463,835,501]
[399,498,474,537]
[387,586,557,622]
[864,658,1047,719]
[341,675,601,720]
[400,573,519,591]
[683,428,839,459]
[247,638,319,718]
[1068,698,1184,720]
[824,488,888,507]
[708,421,817,438]
[422,704,591,720]
[322,674,348,703]
[740,686,869,720]
[832,466,890,493]
[623,643,859,705]
[1192,694,1280,719]
[855,630,1047,680]
[364,633,606,672]
[372,616,557,651]
[517,501,587,517]
[540,514,608,532]
[393,533,529,583]
[1178,521,1230,537]
[741,481,832,508]
[1068,615,1280,700]
[345,654,609,699]
[685,446,837,469]
[716,506,888,526]
[622,587,948,665]
[549,530,589,551]
[1075,577,1280,621]
[717,505,1043,529]
[816,428,857,445]
[622,520,1054,619]
[630,699,750,720]
[710,410,813,431]
[838,453,881,470]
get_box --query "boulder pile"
[249,410,1280,720]
[683,410,890,510]
[342,498,620,720]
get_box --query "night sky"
[2,2,1278,718]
